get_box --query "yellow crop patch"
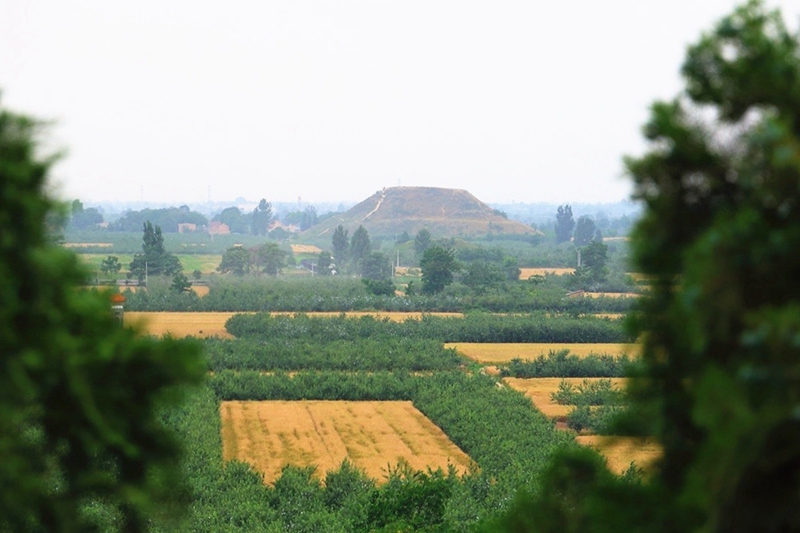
[220,400,474,484]
[446,343,640,363]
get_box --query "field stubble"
[220,400,474,484]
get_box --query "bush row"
[224,312,633,344]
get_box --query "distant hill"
[304,186,540,240]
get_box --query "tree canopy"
[0,96,204,533]
[420,246,458,294]
[496,2,800,531]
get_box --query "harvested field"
[575,435,660,474]
[290,244,323,254]
[126,311,465,338]
[584,292,641,299]
[220,400,473,484]
[125,312,239,338]
[503,377,627,417]
[519,267,574,279]
[63,242,114,248]
[394,266,421,276]
[446,343,640,363]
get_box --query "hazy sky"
[2,1,797,206]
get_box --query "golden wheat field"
[518,267,575,279]
[290,244,323,254]
[63,242,114,248]
[126,311,465,338]
[584,292,641,299]
[575,436,661,474]
[502,377,628,418]
[125,312,239,338]
[446,343,640,364]
[220,400,474,484]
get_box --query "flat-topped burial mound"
[220,400,473,484]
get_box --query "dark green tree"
[496,2,800,532]
[554,204,575,243]
[350,225,372,271]
[573,241,609,289]
[420,246,458,294]
[170,271,192,292]
[129,222,182,282]
[99,255,122,276]
[413,228,432,255]
[217,246,252,276]
[360,251,391,280]
[251,198,273,235]
[0,97,204,533]
[69,199,103,229]
[316,250,334,275]
[573,215,596,246]
[212,206,249,234]
[332,225,350,269]
[255,242,287,276]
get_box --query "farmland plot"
[220,400,473,484]
[126,311,465,338]
[447,343,640,363]
[126,312,239,338]
[575,436,660,474]
[502,377,628,417]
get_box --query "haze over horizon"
[3,1,797,206]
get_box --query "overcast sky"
[2,1,798,206]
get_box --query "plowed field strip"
[447,343,640,363]
[220,401,473,484]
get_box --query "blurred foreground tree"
[493,2,800,532]
[0,97,204,532]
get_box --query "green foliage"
[501,350,636,378]
[554,205,574,243]
[332,225,350,269]
[0,97,204,533]
[317,250,334,275]
[99,254,122,275]
[218,246,252,276]
[254,242,287,275]
[108,206,208,232]
[225,312,632,344]
[420,246,458,294]
[349,225,372,272]
[251,199,273,236]
[203,336,463,372]
[171,271,192,292]
[500,3,800,531]
[361,277,396,296]
[129,221,183,281]
[573,216,596,246]
[361,251,392,280]
[414,228,432,255]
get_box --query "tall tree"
[361,251,392,280]
[332,225,350,269]
[129,222,182,282]
[251,198,273,235]
[497,3,800,532]
[350,225,372,271]
[0,96,203,533]
[255,242,287,276]
[217,246,252,276]
[413,228,432,255]
[420,246,458,294]
[554,204,575,243]
[573,215,596,246]
[316,250,334,275]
